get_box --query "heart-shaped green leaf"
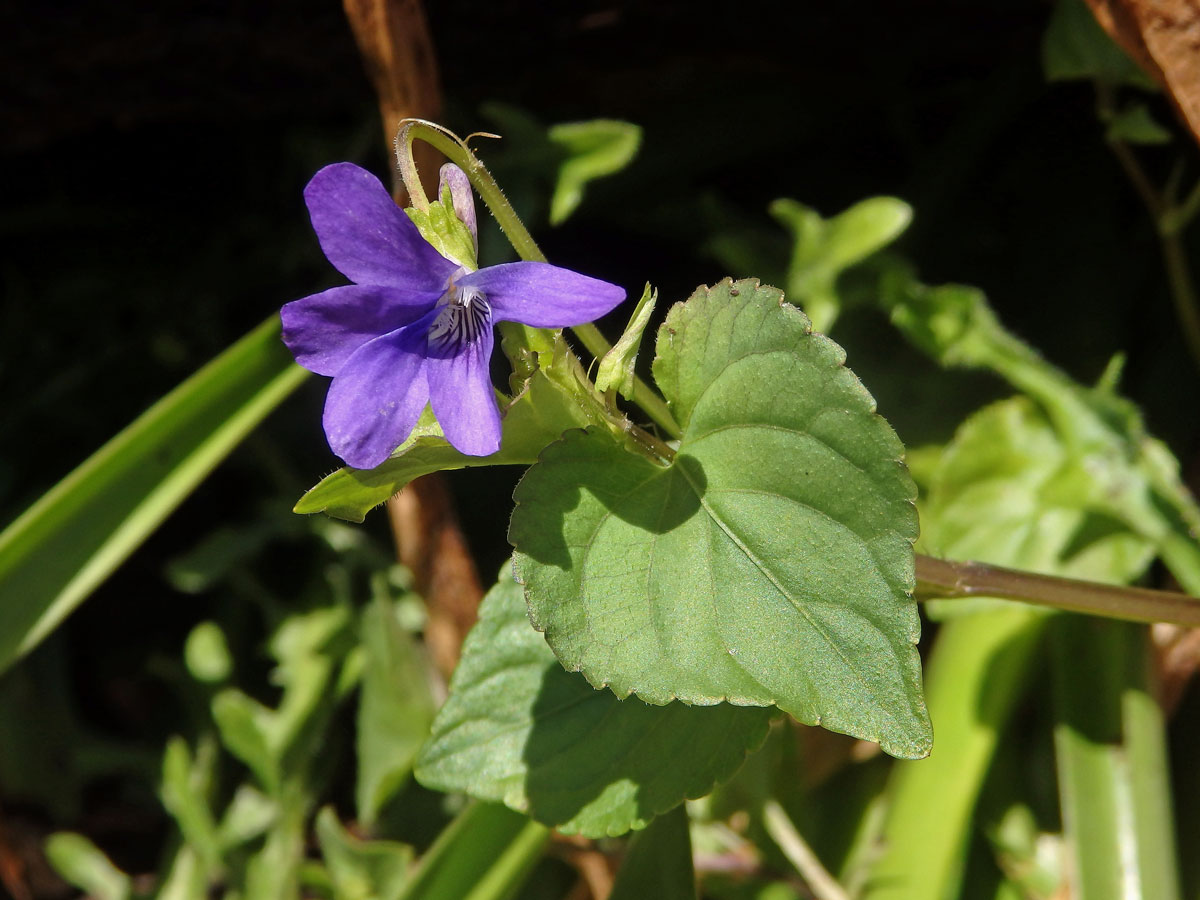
[511,279,930,758]
[415,570,772,837]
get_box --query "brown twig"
[553,834,617,900]
[0,801,33,900]
[1152,622,1200,712]
[386,478,483,678]
[915,554,1200,627]
[342,0,484,678]
[342,0,443,180]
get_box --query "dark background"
[2,0,1196,886]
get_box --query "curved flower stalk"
[281,162,625,469]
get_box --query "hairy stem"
[395,119,683,438]
[915,555,1200,627]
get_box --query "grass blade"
[399,801,548,900]
[0,315,307,672]
[865,607,1046,900]
[1051,617,1180,900]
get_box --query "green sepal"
[595,283,657,399]
[405,184,477,270]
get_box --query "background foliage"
[3,0,1200,897]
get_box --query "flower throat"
[428,284,491,350]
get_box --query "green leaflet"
[511,279,930,759]
[547,119,642,225]
[770,196,911,333]
[415,570,772,837]
[920,396,1157,618]
[477,105,642,227]
[356,593,436,827]
[314,807,413,900]
[1042,0,1156,90]
[44,833,132,900]
[1106,102,1173,146]
[884,275,1200,595]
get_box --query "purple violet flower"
[281,162,625,469]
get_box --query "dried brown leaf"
[1085,0,1200,146]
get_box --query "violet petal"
[322,314,436,469]
[305,163,457,291]
[281,284,441,376]
[426,328,502,457]
[463,262,625,327]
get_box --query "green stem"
[763,800,850,900]
[866,607,1047,900]
[399,802,548,900]
[915,554,1200,627]
[394,119,683,439]
[396,120,544,262]
[1096,88,1200,371]
[1050,618,1180,900]
[1162,176,1200,236]
[394,122,431,211]
[1159,228,1200,371]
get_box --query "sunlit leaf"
[548,119,642,225]
[356,594,436,826]
[416,570,772,836]
[315,807,413,900]
[770,196,911,332]
[512,279,929,758]
[1042,0,1156,89]
[45,833,132,900]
